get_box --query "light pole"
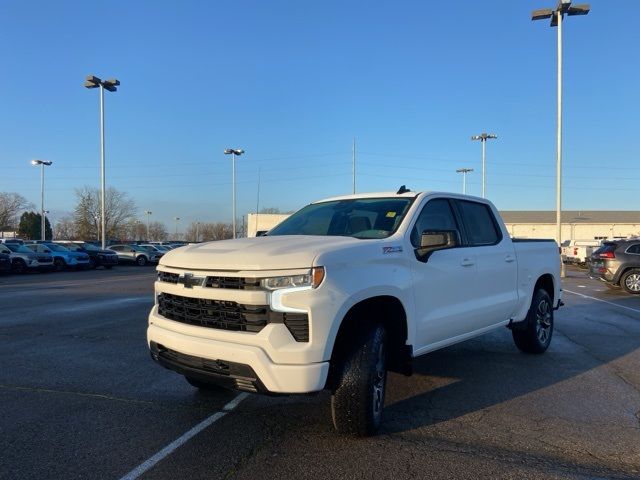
[195,221,200,243]
[31,160,53,241]
[532,0,590,278]
[145,211,152,240]
[471,133,497,198]
[224,148,244,239]
[174,217,180,239]
[456,168,474,195]
[84,74,120,249]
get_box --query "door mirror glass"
[416,230,459,262]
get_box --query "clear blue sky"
[1,0,638,229]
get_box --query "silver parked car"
[108,244,162,266]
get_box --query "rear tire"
[136,255,147,266]
[512,289,554,354]
[621,269,640,295]
[330,323,388,436]
[185,376,225,392]
[105,265,113,269]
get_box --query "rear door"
[453,199,518,327]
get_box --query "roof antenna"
[397,185,410,194]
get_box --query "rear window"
[456,200,501,246]
[626,244,640,254]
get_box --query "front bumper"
[147,322,329,393]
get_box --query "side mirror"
[416,230,459,262]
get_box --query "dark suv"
[589,239,640,294]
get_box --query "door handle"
[460,258,475,267]
[505,254,515,263]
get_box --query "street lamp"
[456,168,474,195]
[470,133,497,198]
[31,159,53,241]
[224,148,245,239]
[84,74,120,249]
[145,211,152,240]
[174,217,180,239]
[532,0,590,278]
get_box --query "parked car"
[0,251,11,274]
[109,244,162,266]
[561,239,601,267]
[589,239,640,294]
[25,242,91,271]
[140,244,171,254]
[148,189,561,435]
[55,241,119,269]
[0,243,54,273]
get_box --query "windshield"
[46,244,69,252]
[268,197,413,239]
[7,244,34,253]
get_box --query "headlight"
[261,267,325,290]
[29,259,38,265]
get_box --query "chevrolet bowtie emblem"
[177,273,202,288]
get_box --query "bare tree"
[148,221,168,241]
[185,221,233,242]
[73,186,137,241]
[53,215,78,240]
[0,192,33,232]
[259,207,281,214]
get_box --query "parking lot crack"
[0,383,157,406]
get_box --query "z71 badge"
[383,246,403,254]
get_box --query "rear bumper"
[147,323,329,394]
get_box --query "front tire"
[512,289,554,354]
[621,269,640,295]
[136,255,147,266]
[12,260,27,274]
[331,323,388,436]
[54,257,66,271]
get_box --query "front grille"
[158,271,179,284]
[158,292,268,332]
[156,292,310,342]
[205,276,261,290]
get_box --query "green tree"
[18,211,52,240]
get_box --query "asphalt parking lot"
[1,265,639,480]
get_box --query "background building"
[247,211,640,241]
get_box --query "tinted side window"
[457,200,501,246]
[627,244,640,254]
[111,246,122,252]
[410,199,459,248]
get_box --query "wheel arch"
[327,295,411,388]
[534,273,555,304]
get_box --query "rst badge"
[383,246,403,254]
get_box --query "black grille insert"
[205,276,261,290]
[158,271,179,284]
[158,292,268,332]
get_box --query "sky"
[1,0,638,230]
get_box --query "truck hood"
[159,235,363,271]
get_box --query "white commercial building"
[247,211,640,241]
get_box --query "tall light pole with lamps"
[456,168,474,195]
[31,160,53,241]
[145,211,152,240]
[174,217,180,239]
[224,148,244,239]
[532,0,590,277]
[84,74,120,249]
[470,133,497,198]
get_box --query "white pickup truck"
[148,189,561,435]
[561,239,601,266]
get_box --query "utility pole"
[145,211,152,240]
[352,138,356,194]
[532,0,590,278]
[224,148,245,239]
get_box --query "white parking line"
[564,289,640,315]
[118,393,249,480]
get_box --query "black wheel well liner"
[328,296,411,387]
[534,273,555,304]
